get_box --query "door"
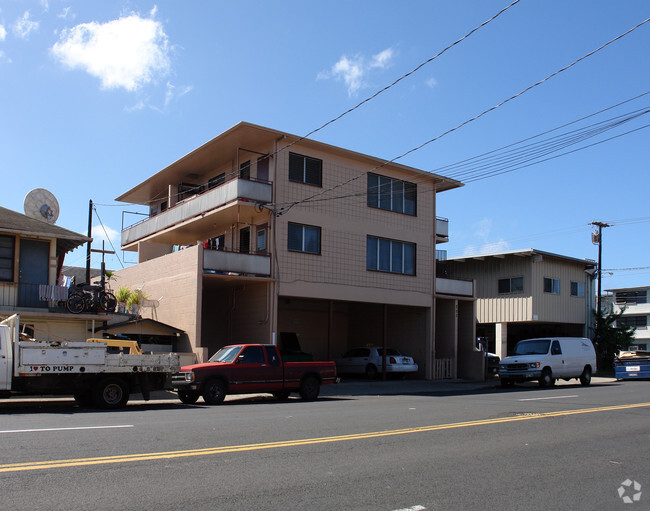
[18,240,49,307]
[230,345,283,393]
[549,340,568,377]
[239,227,250,254]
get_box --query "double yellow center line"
[2,402,648,473]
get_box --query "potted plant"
[115,286,132,314]
[126,289,147,315]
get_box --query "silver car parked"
[335,346,418,379]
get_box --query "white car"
[335,347,418,379]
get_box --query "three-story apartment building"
[604,286,650,351]
[115,122,479,379]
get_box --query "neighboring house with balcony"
[0,205,98,341]
[114,122,481,379]
[446,249,597,359]
[603,286,650,351]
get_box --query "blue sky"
[1,0,648,291]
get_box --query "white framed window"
[367,173,416,216]
[544,277,560,294]
[288,223,320,254]
[289,153,322,187]
[498,277,523,294]
[366,236,415,275]
[571,281,585,297]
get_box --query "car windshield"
[209,346,242,363]
[513,340,550,355]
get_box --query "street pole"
[591,221,611,314]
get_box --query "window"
[544,278,560,294]
[0,235,15,282]
[498,277,523,294]
[240,160,251,180]
[208,173,226,189]
[257,228,267,253]
[289,152,322,186]
[551,340,562,355]
[367,173,417,216]
[571,281,585,297]
[615,291,647,305]
[288,223,321,254]
[239,346,265,364]
[618,316,647,328]
[367,236,415,275]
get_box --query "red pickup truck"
[171,344,337,405]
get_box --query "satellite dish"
[24,188,60,224]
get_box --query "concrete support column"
[495,322,508,358]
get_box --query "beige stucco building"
[114,122,481,379]
[445,249,596,358]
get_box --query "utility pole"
[591,221,611,314]
[86,200,93,285]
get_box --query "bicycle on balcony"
[66,284,117,314]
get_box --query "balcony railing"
[436,217,449,239]
[0,282,68,311]
[122,177,273,247]
[204,248,271,277]
[435,277,473,297]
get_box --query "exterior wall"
[274,147,435,307]
[113,246,201,355]
[19,316,93,342]
[448,254,590,325]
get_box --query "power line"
[272,17,650,212]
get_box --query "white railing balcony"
[436,277,473,297]
[436,217,449,241]
[204,249,271,277]
[122,178,272,247]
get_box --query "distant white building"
[603,286,649,351]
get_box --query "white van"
[499,337,596,387]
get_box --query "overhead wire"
[271,16,650,213]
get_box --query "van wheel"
[538,368,555,388]
[178,391,200,404]
[500,378,514,388]
[579,366,592,386]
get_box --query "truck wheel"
[178,391,200,404]
[579,366,592,386]
[365,364,378,380]
[538,368,555,388]
[299,376,320,401]
[202,379,226,405]
[93,377,129,409]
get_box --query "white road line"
[0,425,134,434]
[518,395,579,402]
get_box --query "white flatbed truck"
[0,314,181,409]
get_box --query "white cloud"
[426,77,438,88]
[321,46,395,96]
[50,12,171,91]
[0,25,7,41]
[92,224,119,244]
[13,11,40,39]
[164,81,193,107]
[57,7,74,21]
[461,218,510,256]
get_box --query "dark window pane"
[498,278,510,294]
[367,174,379,208]
[367,236,378,270]
[391,241,403,273]
[403,243,415,275]
[289,153,304,182]
[379,176,392,210]
[512,277,524,292]
[393,181,404,214]
[287,223,302,251]
[304,157,322,186]
[378,238,391,272]
[404,182,417,215]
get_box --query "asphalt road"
[0,379,648,511]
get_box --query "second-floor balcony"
[121,177,272,249]
[436,217,449,243]
[204,247,271,277]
